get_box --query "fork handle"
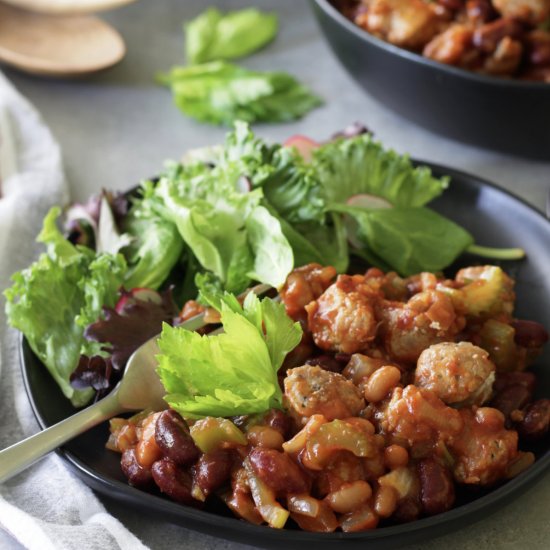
[0,391,122,483]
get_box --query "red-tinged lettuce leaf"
[5,207,126,407]
[65,190,129,249]
[70,355,113,393]
[330,122,370,140]
[83,287,179,371]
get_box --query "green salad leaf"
[259,147,325,224]
[185,7,278,64]
[314,134,449,208]
[121,182,184,290]
[4,207,126,406]
[338,206,475,275]
[152,161,294,292]
[38,205,80,261]
[155,173,257,292]
[245,205,294,290]
[157,61,322,126]
[157,293,301,418]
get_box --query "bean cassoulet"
[336,0,550,81]
[108,263,549,532]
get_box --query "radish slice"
[346,194,392,210]
[236,175,252,194]
[115,287,162,313]
[283,135,320,162]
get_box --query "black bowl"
[19,163,550,548]
[311,0,550,160]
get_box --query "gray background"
[2,0,550,548]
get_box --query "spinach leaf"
[348,206,474,276]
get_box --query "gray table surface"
[2,0,550,549]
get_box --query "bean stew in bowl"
[312,0,550,158]
[107,263,549,532]
[337,0,550,82]
[11,124,550,547]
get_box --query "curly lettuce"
[4,207,126,406]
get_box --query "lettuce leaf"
[314,134,449,208]
[259,147,325,224]
[185,7,278,64]
[219,122,324,222]
[155,175,259,292]
[157,61,322,126]
[4,207,126,406]
[150,161,294,292]
[157,293,301,418]
[122,183,184,290]
[245,205,294,290]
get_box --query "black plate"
[311,0,550,160]
[20,164,550,549]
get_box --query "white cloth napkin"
[0,72,149,550]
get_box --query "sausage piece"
[415,342,495,406]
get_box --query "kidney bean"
[438,0,464,10]
[306,355,342,373]
[491,385,532,422]
[121,448,153,488]
[531,43,550,66]
[511,320,549,348]
[264,409,293,439]
[394,497,422,523]
[516,399,550,441]
[472,18,524,53]
[151,458,195,504]
[248,448,309,494]
[493,371,536,395]
[335,353,352,364]
[418,458,455,516]
[193,449,233,497]
[155,409,200,466]
[283,340,315,371]
[466,0,495,23]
